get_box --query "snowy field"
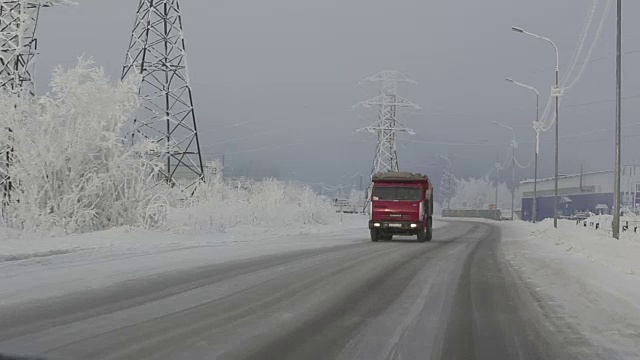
[499,218,640,359]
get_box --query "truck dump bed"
[372,172,430,182]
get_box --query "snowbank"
[500,220,640,358]
[513,218,640,275]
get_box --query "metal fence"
[441,209,501,221]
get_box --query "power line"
[223,141,303,155]
[519,120,640,145]
[403,92,640,119]
[514,48,640,77]
[201,130,276,148]
[565,93,640,108]
[403,139,497,147]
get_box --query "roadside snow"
[500,219,640,359]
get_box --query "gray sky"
[35,0,639,191]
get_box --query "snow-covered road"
[0,215,374,306]
[0,220,560,360]
[2,218,640,359]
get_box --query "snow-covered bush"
[449,176,515,210]
[0,59,166,233]
[166,167,336,232]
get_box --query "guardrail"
[441,209,501,221]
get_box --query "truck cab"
[368,172,433,242]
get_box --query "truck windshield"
[372,187,420,201]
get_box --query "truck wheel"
[370,229,379,242]
[417,228,428,242]
[426,227,433,242]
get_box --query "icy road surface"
[0,221,575,359]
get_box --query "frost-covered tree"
[347,189,366,208]
[0,59,166,233]
[0,59,343,235]
[449,177,515,210]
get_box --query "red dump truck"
[368,172,433,242]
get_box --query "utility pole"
[613,0,622,239]
[533,98,539,223]
[123,0,205,189]
[554,59,560,229]
[505,78,539,223]
[448,170,452,210]
[493,121,516,220]
[511,142,516,220]
[495,148,500,211]
[512,26,560,228]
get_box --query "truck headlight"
[373,223,381,227]
[410,223,417,228]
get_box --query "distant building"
[518,166,640,222]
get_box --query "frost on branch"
[0,59,166,233]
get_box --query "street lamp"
[493,121,517,220]
[512,26,560,228]
[506,78,540,223]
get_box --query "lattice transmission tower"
[1,0,70,209]
[0,0,69,94]
[122,0,204,188]
[437,156,456,209]
[356,71,420,177]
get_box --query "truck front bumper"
[368,221,423,233]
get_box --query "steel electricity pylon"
[122,0,204,188]
[438,156,455,209]
[0,0,70,94]
[1,0,71,210]
[356,70,420,176]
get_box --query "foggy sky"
[34,0,640,192]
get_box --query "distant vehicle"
[368,172,433,242]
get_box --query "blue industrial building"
[518,167,640,222]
